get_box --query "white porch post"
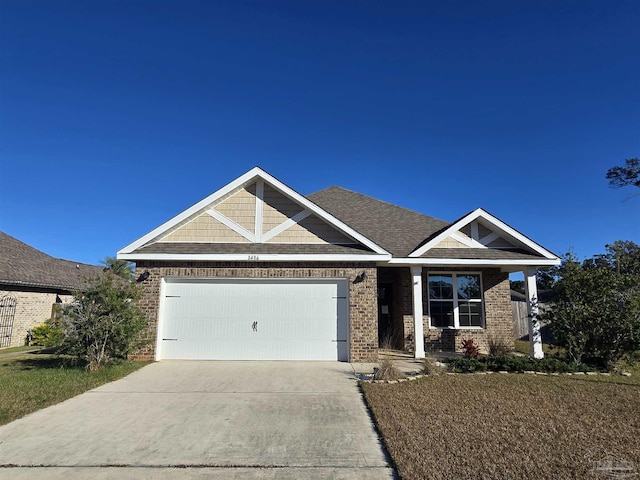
[411,266,426,359]
[524,267,544,359]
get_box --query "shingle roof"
[135,242,373,255]
[307,186,450,257]
[0,232,103,291]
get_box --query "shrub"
[461,338,480,358]
[374,358,406,381]
[423,357,447,375]
[447,355,593,373]
[61,272,149,371]
[30,319,64,347]
[544,243,640,369]
[488,336,511,357]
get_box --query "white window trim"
[427,272,485,329]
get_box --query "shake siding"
[162,214,250,243]
[433,237,469,248]
[213,186,256,231]
[261,185,304,233]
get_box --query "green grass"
[0,352,149,426]
[514,339,561,355]
[0,345,45,355]
[363,370,640,480]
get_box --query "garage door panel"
[160,279,348,361]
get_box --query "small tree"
[101,256,135,281]
[61,272,148,371]
[545,244,640,368]
[606,158,640,190]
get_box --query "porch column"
[524,267,544,359]
[411,266,426,359]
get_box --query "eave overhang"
[120,253,391,262]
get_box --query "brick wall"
[132,262,378,362]
[394,267,514,355]
[0,288,73,348]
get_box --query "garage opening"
[158,278,349,361]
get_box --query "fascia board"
[387,257,561,266]
[118,167,265,255]
[117,253,391,262]
[409,208,559,260]
[256,170,390,255]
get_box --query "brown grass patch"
[362,374,640,479]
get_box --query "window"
[428,273,483,328]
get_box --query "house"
[0,232,103,348]
[117,167,560,362]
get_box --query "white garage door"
[159,279,349,361]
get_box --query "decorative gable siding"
[162,214,249,243]
[262,185,305,233]
[212,184,256,231]
[136,179,370,251]
[433,237,468,249]
[267,215,355,244]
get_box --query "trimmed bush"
[30,320,64,347]
[447,355,594,374]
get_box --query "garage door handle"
[163,338,178,341]
[332,340,347,342]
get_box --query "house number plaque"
[248,255,259,261]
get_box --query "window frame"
[427,272,485,329]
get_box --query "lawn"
[0,351,149,426]
[362,371,640,480]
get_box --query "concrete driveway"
[0,362,395,479]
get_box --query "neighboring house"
[0,232,103,348]
[118,167,560,363]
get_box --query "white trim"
[450,232,485,249]
[118,253,391,261]
[409,208,559,260]
[426,272,484,329]
[155,277,167,361]
[411,266,425,359]
[470,222,480,241]
[387,258,560,266]
[479,231,500,246]
[205,208,256,242]
[262,209,312,242]
[254,179,264,243]
[524,267,544,359]
[118,167,389,257]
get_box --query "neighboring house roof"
[510,289,555,303]
[307,186,450,257]
[0,231,103,291]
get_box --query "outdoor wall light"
[136,270,150,283]
[353,271,367,284]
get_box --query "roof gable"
[409,208,558,260]
[118,167,390,260]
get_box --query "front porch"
[376,265,545,359]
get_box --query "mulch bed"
[362,374,640,480]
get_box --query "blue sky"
[1,0,638,267]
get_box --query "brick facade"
[0,287,73,348]
[383,267,514,355]
[132,261,378,362]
